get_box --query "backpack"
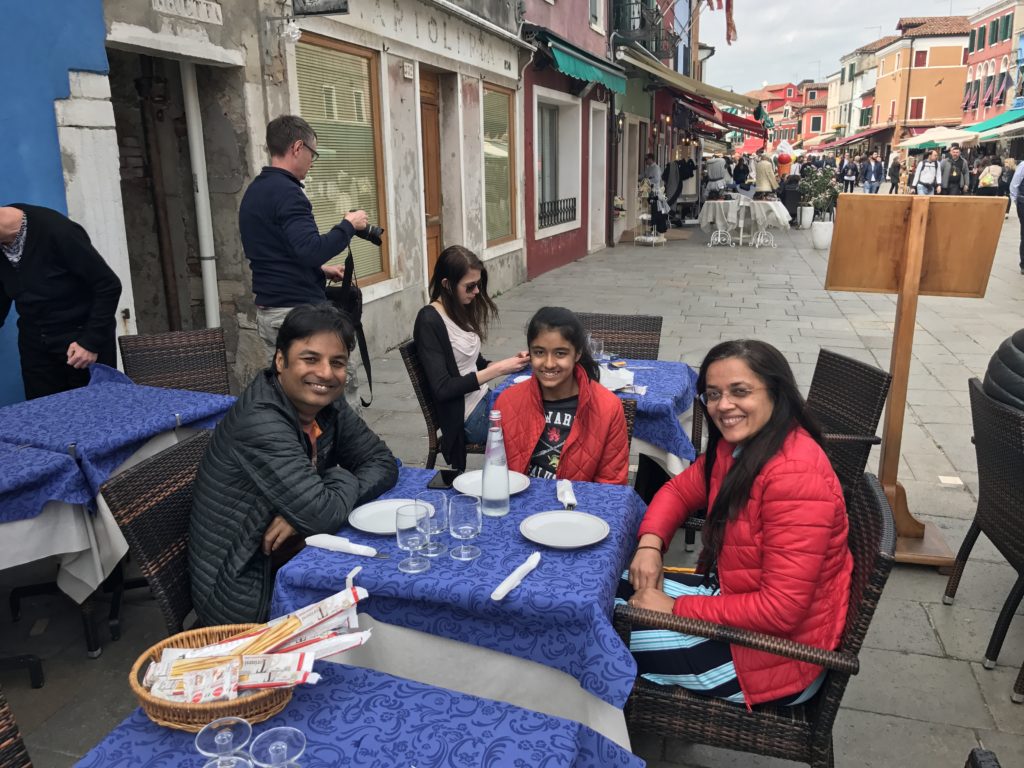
[918,161,937,186]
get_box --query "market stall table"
[272,468,646,712]
[74,663,644,768]
[698,197,791,248]
[491,360,698,473]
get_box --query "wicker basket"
[129,624,293,732]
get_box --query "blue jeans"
[464,396,490,444]
[916,184,936,196]
[864,181,881,194]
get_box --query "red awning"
[676,92,767,138]
[717,110,766,135]
[833,125,888,147]
[694,121,725,138]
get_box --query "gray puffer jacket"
[983,329,1024,410]
[189,369,398,625]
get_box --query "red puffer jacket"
[639,427,852,706]
[495,365,629,485]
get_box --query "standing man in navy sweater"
[240,115,368,409]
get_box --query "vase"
[810,221,833,250]
[797,206,814,230]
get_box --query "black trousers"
[17,326,116,400]
[1017,200,1024,271]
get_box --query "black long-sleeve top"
[239,167,356,307]
[0,204,121,352]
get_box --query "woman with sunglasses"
[413,245,528,470]
[617,339,852,707]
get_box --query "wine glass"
[195,716,253,768]
[415,491,448,558]
[396,503,431,574]
[249,726,306,767]
[448,494,482,562]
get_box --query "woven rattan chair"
[100,430,211,636]
[575,312,663,360]
[944,379,1024,704]
[965,748,1003,768]
[622,398,637,451]
[399,340,484,469]
[614,473,896,768]
[682,348,891,549]
[119,328,231,394]
[0,686,31,768]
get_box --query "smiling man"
[189,303,397,626]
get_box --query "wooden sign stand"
[826,194,1007,566]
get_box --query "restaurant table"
[490,360,698,474]
[272,467,646,712]
[74,663,645,768]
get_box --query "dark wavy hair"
[275,303,355,362]
[428,245,498,339]
[526,307,599,382]
[696,339,823,580]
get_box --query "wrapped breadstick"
[237,653,316,690]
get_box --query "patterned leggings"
[616,572,821,705]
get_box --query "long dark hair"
[696,340,824,579]
[526,307,600,381]
[429,245,498,339]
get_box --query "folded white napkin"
[491,552,541,601]
[305,534,379,558]
[597,366,634,392]
[556,479,577,510]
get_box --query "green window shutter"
[1004,14,1012,41]
[969,29,976,52]
[849,63,856,81]
[482,87,514,244]
[991,20,999,43]
[979,26,986,49]
[295,40,387,281]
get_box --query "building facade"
[962,0,1024,126]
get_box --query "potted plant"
[798,167,841,249]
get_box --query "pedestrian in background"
[841,160,859,193]
[939,143,969,195]
[977,156,1004,197]
[861,151,885,194]
[888,155,902,194]
[912,150,941,195]
[1001,158,1017,214]
[1007,159,1024,273]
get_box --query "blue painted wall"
[1,2,109,405]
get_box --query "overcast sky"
[702,0,985,94]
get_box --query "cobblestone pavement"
[3,219,1023,767]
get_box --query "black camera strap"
[341,248,373,408]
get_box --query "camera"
[354,223,384,246]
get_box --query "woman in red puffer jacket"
[495,307,628,485]
[619,339,853,707]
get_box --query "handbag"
[324,248,373,407]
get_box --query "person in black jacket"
[189,304,398,625]
[0,204,121,400]
[413,245,528,469]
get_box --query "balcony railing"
[539,197,577,229]
[612,0,681,61]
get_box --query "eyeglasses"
[699,386,765,406]
[300,142,320,162]
[462,282,480,293]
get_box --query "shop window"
[296,36,389,283]
[909,98,924,120]
[482,85,516,245]
[914,50,928,68]
[534,89,581,233]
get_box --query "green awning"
[547,40,626,94]
[964,108,1024,133]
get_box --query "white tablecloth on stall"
[747,199,792,230]
[697,198,743,232]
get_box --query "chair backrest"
[119,329,231,395]
[805,348,892,494]
[810,473,895,736]
[968,378,1024,566]
[622,397,637,450]
[399,339,442,442]
[100,430,212,635]
[575,312,663,360]
[0,686,31,768]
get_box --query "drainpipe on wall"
[179,61,221,329]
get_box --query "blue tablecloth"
[491,360,698,462]
[0,441,93,524]
[75,663,644,768]
[272,467,646,709]
[0,364,234,497]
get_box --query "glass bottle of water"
[481,409,510,518]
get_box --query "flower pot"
[810,221,833,250]
[797,206,815,230]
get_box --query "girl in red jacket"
[618,339,853,707]
[494,307,629,484]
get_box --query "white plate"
[512,374,533,384]
[348,498,419,535]
[519,511,610,550]
[452,469,530,497]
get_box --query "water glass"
[249,726,305,767]
[589,334,607,363]
[396,503,431,574]
[415,491,448,557]
[195,716,253,768]
[448,494,482,561]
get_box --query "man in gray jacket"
[189,304,398,625]
[939,144,970,195]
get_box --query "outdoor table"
[745,199,792,248]
[272,467,646,712]
[490,360,698,473]
[697,198,742,246]
[74,663,644,768]
[698,197,792,248]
